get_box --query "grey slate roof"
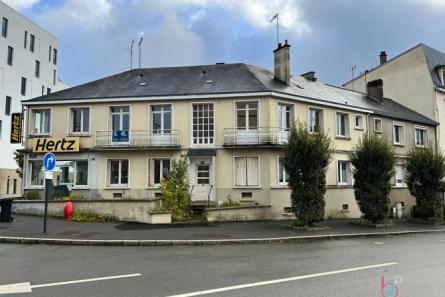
[26,63,436,126]
[421,44,445,87]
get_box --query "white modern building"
[0,1,67,197]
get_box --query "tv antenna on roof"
[129,39,135,70]
[349,64,357,90]
[269,13,279,46]
[138,32,144,69]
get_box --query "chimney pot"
[379,51,387,65]
[367,79,384,102]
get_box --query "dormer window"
[440,67,445,86]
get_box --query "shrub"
[221,198,241,207]
[23,190,41,200]
[283,123,333,226]
[71,213,115,222]
[160,159,191,222]
[350,134,395,223]
[406,147,445,219]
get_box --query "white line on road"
[166,262,398,297]
[0,273,141,295]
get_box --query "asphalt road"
[1,233,445,296]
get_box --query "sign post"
[42,153,56,234]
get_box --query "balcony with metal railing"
[223,127,289,146]
[95,129,181,148]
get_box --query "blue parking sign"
[43,153,56,171]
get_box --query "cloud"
[2,0,40,10]
[38,0,114,32]
[409,0,445,8]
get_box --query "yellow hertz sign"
[10,113,21,144]
[33,137,80,153]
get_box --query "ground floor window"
[337,161,350,185]
[148,158,171,186]
[278,157,289,186]
[234,157,259,187]
[30,161,44,186]
[108,159,129,186]
[29,160,88,187]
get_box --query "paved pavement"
[1,215,445,241]
[1,232,445,296]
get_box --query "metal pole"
[43,177,49,234]
[276,14,279,46]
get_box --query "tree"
[14,151,23,178]
[350,134,395,223]
[283,123,333,226]
[160,159,191,222]
[405,147,445,220]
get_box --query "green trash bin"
[0,198,14,222]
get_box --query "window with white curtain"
[337,161,350,185]
[309,108,323,133]
[277,103,291,131]
[395,164,405,187]
[278,157,289,186]
[234,157,259,187]
[415,127,427,147]
[33,109,51,135]
[336,112,349,137]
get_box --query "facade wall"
[22,95,435,219]
[0,168,21,198]
[0,1,66,174]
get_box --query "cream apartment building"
[0,1,67,198]
[21,42,436,219]
[344,43,445,149]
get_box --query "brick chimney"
[273,39,291,85]
[367,79,384,102]
[379,51,387,65]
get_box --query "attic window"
[139,82,147,86]
[440,68,445,86]
[206,80,213,84]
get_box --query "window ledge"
[354,127,364,131]
[105,186,130,190]
[335,136,351,140]
[233,186,261,189]
[68,133,91,137]
[28,134,52,138]
[393,143,405,147]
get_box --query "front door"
[189,157,214,201]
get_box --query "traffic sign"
[43,153,56,171]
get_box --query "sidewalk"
[1,215,445,246]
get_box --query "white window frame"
[234,100,259,130]
[337,160,350,186]
[233,156,260,188]
[31,108,52,136]
[439,67,445,86]
[335,111,349,138]
[150,103,172,134]
[108,105,131,145]
[28,160,44,188]
[395,164,405,188]
[106,158,130,188]
[354,114,364,130]
[277,156,289,186]
[277,102,293,131]
[392,121,404,146]
[68,106,91,135]
[308,106,324,133]
[414,126,427,148]
[147,158,171,188]
[191,102,215,147]
[374,117,383,133]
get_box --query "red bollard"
[64,201,73,220]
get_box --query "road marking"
[166,263,398,297]
[0,273,141,295]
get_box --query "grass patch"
[408,217,445,225]
[71,213,115,223]
[351,219,394,228]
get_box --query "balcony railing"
[95,129,181,148]
[223,127,289,146]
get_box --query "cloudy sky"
[4,0,445,87]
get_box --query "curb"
[0,229,444,246]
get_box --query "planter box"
[205,205,271,222]
[149,211,172,224]
[12,199,163,224]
